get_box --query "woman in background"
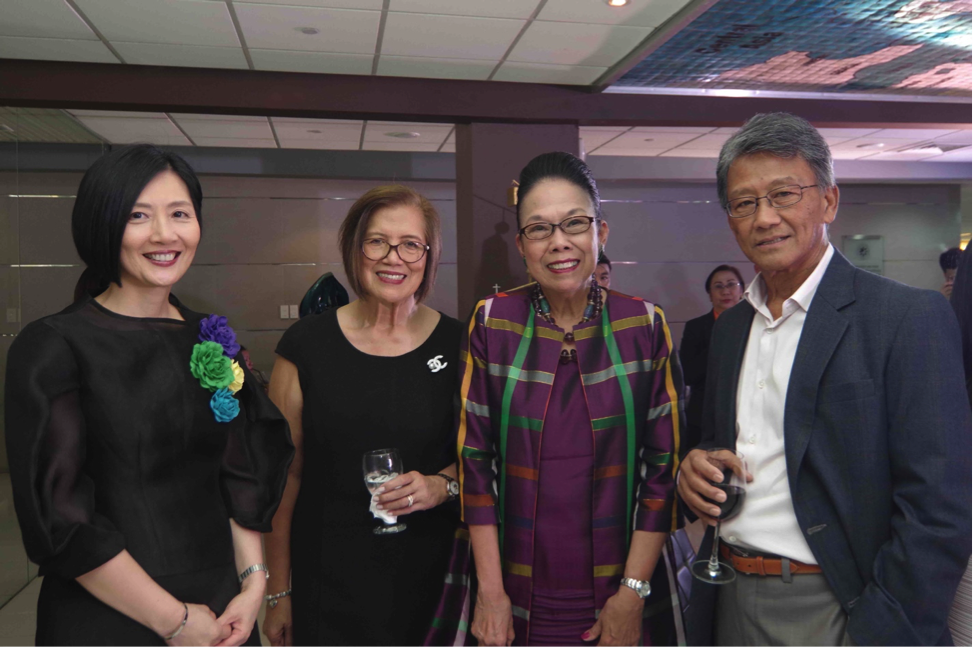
[678,264,744,455]
[4,144,293,645]
[263,185,462,646]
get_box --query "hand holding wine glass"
[690,448,748,584]
[362,448,407,535]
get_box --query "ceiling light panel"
[192,137,278,148]
[389,0,538,19]
[377,56,495,80]
[249,50,374,74]
[74,116,191,146]
[0,0,99,40]
[171,119,274,139]
[671,133,732,150]
[506,21,652,67]
[538,0,690,28]
[597,131,704,150]
[493,62,608,85]
[113,43,249,69]
[381,13,525,60]
[363,122,452,143]
[234,0,384,8]
[272,122,363,142]
[235,4,380,53]
[73,0,240,47]
[278,140,360,150]
[0,36,118,64]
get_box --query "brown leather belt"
[720,544,822,576]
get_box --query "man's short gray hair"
[716,112,836,210]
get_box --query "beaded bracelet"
[265,589,292,609]
[163,602,189,642]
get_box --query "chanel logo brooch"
[427,355,447,373]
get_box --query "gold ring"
[407,494,415,507]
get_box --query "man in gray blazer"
[678,112,971,646]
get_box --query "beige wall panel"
[0,198,19,266]
[16,198,79,265]
[883,260,951,292]
[0,267,20,336]
[0,171,83,196]
[0,335,12,472]
[234,329,286,379]
[19,266,82,327]
[194,197,279,265]
[199,176,455,201]
[270,199,347,264]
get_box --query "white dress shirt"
[720,244,835,564]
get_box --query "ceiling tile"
[368,121,454,126]
[234,0,383,8]
[934,131,973,145]
[865,149,948,161]
[599,132,705,150]
[75,116,192,145]
[592,148,667,157]
[362,142,442,152]
[829,148,880,160]
[377,56,494,80]
[193,137,278,148]
[538,0,689,28]
[581,126,632,132]
[0,37,118,64]
[70,110,168,118]
[871,128,959,140]
[364,123,452,144]
[271,117,365,125]
[507,22,651,67]
[0,0,98,40]
[830,137,902,151]
[389,0,537,19]
[235,4,379,53]
[74,0,240,47]
[173,119,274,139]
[816,128,882,138]
[382,13,523,60]
[922,147,973,162]
[657,149,720,158]
[492,61,606,85]
[273,122,363,141]
[630,126,715,134]
[250,49,373,74]
[439,142,456,153]
[170,113,268,121]
[675,133,731,150]
[113,42,248,69]
[279,140,360,150]
[580,129,628,150]
[445,129,455,143]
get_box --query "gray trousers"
[715,571,854,646]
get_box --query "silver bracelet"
[264,589,292,608]
[238,563,269,584]
[163,602,189,641]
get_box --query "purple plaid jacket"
[457,285,684,638]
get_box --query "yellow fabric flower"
[228,360,245,394]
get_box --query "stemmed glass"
[363,448,407,535]
[690,448,748,584]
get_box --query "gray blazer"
[685,250,971,646]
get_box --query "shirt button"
[728,536,738,543]
[757,380,765,389]
[748,435,756,444]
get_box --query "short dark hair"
[705,265,745,292]
[516,151,601,227]
[716,113,835,211]
[597,253,611,270]
[72,144,202,301]
[338,185,441,303]
[940,247,963,272]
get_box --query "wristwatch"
[620,577,651,598]
[436,473,460,501]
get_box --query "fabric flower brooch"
[190,314,244,423]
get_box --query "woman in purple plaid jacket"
[457,152,684,646]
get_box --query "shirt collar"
[744,244,835,323]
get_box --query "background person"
[459,152,683,646]
[595,252,612,289]
[262,185,462,646]
[678,112,970,646]
[678,265,744,455]
[940,246,962,299]
[4,144,293,646]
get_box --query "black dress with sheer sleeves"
[4,296,294,646]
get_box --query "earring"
[522,256,527,267]
[598,244,605,258]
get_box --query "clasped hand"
[170,579,265,646]
[372,471,447,516]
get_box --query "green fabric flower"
[190,341,234,392]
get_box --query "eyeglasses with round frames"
[519,215,596,241]
[361,238,429,263]
[711,281,741,291]
[726,184,820,219]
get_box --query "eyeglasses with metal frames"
[711,281,742,291]
[361,238,430,263]
[518,215,597,241]
[726,184,820,219]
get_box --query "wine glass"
[690,448,748,584]
[363,448,407,535]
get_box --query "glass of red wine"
[690,448,748,584]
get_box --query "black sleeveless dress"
[4,296,294,645]
[275,309,461,646]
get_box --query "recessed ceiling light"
[385,131,421,139]
[856,142,885,150]
[296,27,319,35]
[643,138,654,142]
[307,129,322,134]
[607,0,628,6]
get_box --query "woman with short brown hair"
[263,185,462,646]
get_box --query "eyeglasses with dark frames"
[726,184,820,219]
[361,238,430,263]
[519,215,597,241]
[711,281,742,291]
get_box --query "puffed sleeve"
[457,300,500,526]
[4,321,126,579]
[219,358,294,532]
[634,304,685,533]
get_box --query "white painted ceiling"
[0,0,691,85]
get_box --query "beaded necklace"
[530,276,604,363]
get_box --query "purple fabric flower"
[199,314,240,358]
[210,388,240,423]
